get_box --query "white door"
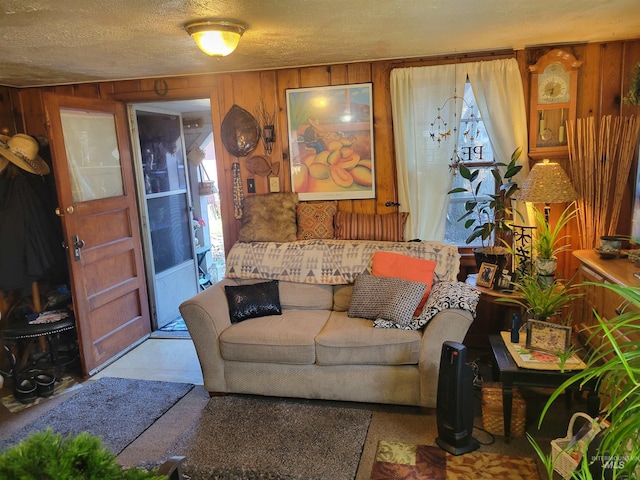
[128,106,199,329]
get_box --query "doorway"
[128,99,225,332]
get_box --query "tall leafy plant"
[448,146,523,252]
[532,282,640,479]
[533,203,577,260]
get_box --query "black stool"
[2,313,76,383]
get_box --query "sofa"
[179,239,479,408]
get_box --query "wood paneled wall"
[2,39,640,262]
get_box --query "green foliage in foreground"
[531,282,640,479]
[0,428,165,480]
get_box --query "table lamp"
[517,159,578,222]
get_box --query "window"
[444,82,496,246]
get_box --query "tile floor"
[92,338,204,385]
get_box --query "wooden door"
[43,93,151,375]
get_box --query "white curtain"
[390,64,467,240]
[466,59,530,193]
[391,58,530,240]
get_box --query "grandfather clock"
[529,49,582,160]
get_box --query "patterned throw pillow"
[296,201,338,240]
[238,193,298,242]
[374,280,480,330]
[372,251,437,315]
[334,211,409,242]
[348,273,426,327]
[224,280,282,324]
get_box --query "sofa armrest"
[418,308,474,408]
[179,279,236,392]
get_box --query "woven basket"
[551,412,604,479]
[481,382,526,437]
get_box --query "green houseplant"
[497,273,582,323]
[448,146,524,267]
[532,203,577,277]
[530,282,640,479]
[0,429,175,479]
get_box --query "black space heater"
[435,341,479,455]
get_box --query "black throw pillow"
[224,280,282,324]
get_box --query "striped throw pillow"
[334,211,409,242]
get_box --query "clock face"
[537,63,570,104]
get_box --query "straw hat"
[0,133,50,175]
[0,135,9,173]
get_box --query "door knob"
[71,235,85,261]
[55,206,75,217]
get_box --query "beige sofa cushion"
[234,279,333,310]
[219,309,330,365]
[279,281,333,310]
[315,312,421,366]
[332,284,353,312]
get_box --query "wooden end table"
[489,334,599,442]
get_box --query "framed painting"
[286,83,375,201]
[526,319,572,354]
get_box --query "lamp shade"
[517,159,578,203]
[185,20,246,57]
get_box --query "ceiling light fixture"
[184,19,247,57]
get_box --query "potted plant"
[0,428,184,479]
[448,146,524,269]
[497,273,582,323]
[532,203,577,277]
[530,282,640,479]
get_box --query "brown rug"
[165,395,371,480]
[371,441,540,480]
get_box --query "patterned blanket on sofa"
[225,239,460,285]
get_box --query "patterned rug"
[371,441,540,480]
[151,317,191,339]
[1,375,81,413]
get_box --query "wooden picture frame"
[525,319,572,354]
[476,262,498,288]
[286,83,375,201]
[495,269,514,291]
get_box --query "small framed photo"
[495,269,514,291]
[476,262,498,288]
[526,319,572,354]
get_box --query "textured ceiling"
[2,0,640,88]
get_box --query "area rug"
[1,375,81,413]
[164,395,372,480]
[151,317,191,339]
[0,376,193,455]
[371,441,540,480]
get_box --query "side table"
[2,313,77,382]
[489,334,599,442]
[464,275,522,347]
